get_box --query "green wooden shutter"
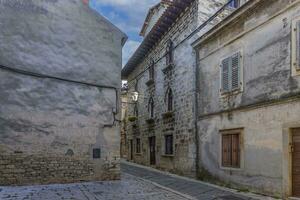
[297,21,300,68]
[231,52,241,90]
[221,57,230,92]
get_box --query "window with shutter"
[221,57,230,92]
[231,52,241,90]
[221,133,241,168]
[221,52,242,94]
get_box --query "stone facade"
[0,0,126,185]
[193,0,300,198]
[122,0,230,178]
[120,88,128,159]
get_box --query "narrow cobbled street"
[0,161,274,200]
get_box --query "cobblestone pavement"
[0,162,276,200]
[121,162,275,200]
[0,174,190,200]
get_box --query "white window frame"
[219,50,244,96]
[292,17,300,76]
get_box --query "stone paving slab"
[121,162,274,200]
[0,174,191,200]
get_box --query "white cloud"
[122,40,140,67]
[91,0,160,66]
[93,0,159,35]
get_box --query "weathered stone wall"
[196,0,300,197]
[0,0,126,185]
[125,0,227,177]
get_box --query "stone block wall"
[0,0,126,185]
[125,0,228,177]
[0,154,120,186]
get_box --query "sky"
[89,0,160,66]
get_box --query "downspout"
[193,47,200,178]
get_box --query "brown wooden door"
[130,140,133,160]
[292,128,300,197]
[149,137,156,165]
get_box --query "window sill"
[162,154,174,157]
[146,118,155,124]
[162,111,174,119]
[220,88,243,97]
[162,63,174,74]
[220,166,242,171]
[146,79,155,87]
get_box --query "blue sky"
[89,0,160,66]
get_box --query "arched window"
[148,97,154,118]
[229,0,240,8]
[149,61,155,80]
[134,105,138,117]
[134,80,138,91]
[166,40,173,66]
[165,88,173,112]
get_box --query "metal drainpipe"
[193,47,200,178]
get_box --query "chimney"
[82,0,89,5]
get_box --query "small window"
[136,138,141,154]
[165,135,174,155]
[221,52,242,93]
[292,19,300,75]
[166,40,174,66]
[93,148,101,159]
[229,0,240,8]
[134,105,138,117]
[134,80,138,91]
[149,61,155,80]
[148,97,154,118]
[222,133,240,168]
[165,88,173,112]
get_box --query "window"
[149,61,155,80]
[148,97,154,118]
[166,40,174,66]
[134,105,138,117]
[165,88,173,112]
[165,135,174,155]
[136,138,141,154]
[229,0,240,8]
[222,133,240,168]
[93,148,101,159]
[221,52,242,93]
[292,19,300,75]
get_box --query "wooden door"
[130,140,133,160]
[149,137,156,165]
[292,128,300,197]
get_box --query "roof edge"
[192,0,262,48]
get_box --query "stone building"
[0,0,126,185]
[121,0,300,198]
[121,0,236,177]
[120,86,128,159]
[192,0,300,198]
